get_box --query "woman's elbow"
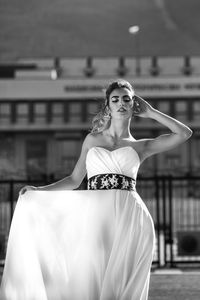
[182,128,193,140]
[70,173,86,190]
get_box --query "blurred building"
[1,56,200,267]
[0,56,198,182]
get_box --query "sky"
[0,0,200,60]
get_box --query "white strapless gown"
[0,146,155,300]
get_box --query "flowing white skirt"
[0,189,155,300]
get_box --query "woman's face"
[108,88,134,119]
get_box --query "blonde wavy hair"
[89,79,135,134]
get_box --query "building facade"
[0,56,199,184]
[1,56,200,266]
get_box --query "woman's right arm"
[20,133,94,194]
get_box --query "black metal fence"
[0,175,200,268]
[136,175,200,268]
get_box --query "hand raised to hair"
[19,185,38,196]
[133,94,155,118]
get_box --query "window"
[193,138,200,173]
[193,100,200,121]
[163,150,185,174]
[0,103,11,125]
[16,103,29,124]
[68,103,81,123]
[26,140,47,179]
[52,103,63,124]
[87,102,100,122]
[56,140,81,176]
[175,101,187,121]
[0,135,15,178]
[158,101,170,114]
[34,103,46,124]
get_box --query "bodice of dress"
[86,146,140,181]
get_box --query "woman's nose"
[119,101,125,107]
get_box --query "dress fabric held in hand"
[0,146,155,300]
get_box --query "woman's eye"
[112,100,118,103]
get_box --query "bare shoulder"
[82,132,102,151]
[132,135,177,162]
[130,138,151,163]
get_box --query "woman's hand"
[19,185,38,196]
[133,94,155,118]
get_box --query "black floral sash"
[87,173,136,191]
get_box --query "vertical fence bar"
[168,175,174,267]
[155,175,161,267]
[162,176,167,266]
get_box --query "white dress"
[0,146,155,300]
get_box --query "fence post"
[155,175,161,267]
[161,176,167,266]
[168,175,175,267]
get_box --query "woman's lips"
[118,109,126,112]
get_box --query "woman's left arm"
[134,95,193,158]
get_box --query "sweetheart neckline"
[86,146,141,163]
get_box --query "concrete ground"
[1,266,200,299]
[149,270,200,300]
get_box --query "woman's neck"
[103,127,133,148]
[107,120,131,140]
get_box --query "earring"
[104,112,111,119]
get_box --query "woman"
[0,80,192,300]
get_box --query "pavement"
[149,269,200,300]
[1,266,200,300]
